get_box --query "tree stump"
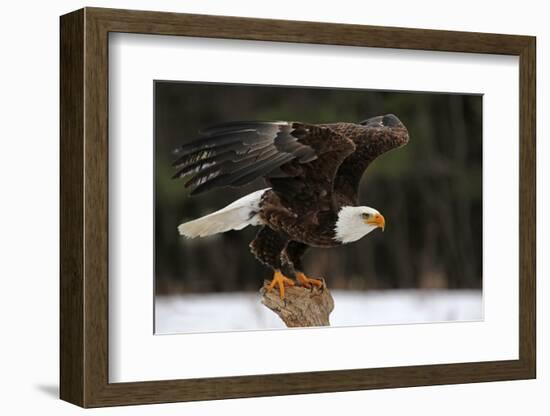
[260,280,334,327]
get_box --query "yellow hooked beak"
[366,213,385,231]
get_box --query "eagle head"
[334,206,385,244]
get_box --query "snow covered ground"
[155,290,482,334]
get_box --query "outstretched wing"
[333,114,410,204]
[172,122,355,204]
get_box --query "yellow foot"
[266,270,295,299]
[296,272,324,289]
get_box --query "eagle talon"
[296,272,325,289]
[266,270,295,299]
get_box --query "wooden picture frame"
[60,7,536,408]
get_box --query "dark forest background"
[154,81,482,294]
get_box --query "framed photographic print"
[60,7,536,408]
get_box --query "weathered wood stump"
[260,280,334,327]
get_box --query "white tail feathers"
[178,188,269,238]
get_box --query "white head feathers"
[334,206,385,244]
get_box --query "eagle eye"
[362,213,371,219]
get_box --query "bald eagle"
[173,114,409,298]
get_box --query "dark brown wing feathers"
[332,116,409,202]
[172,116,409,205]
[172,121,352,196]
[266,124,355,211]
